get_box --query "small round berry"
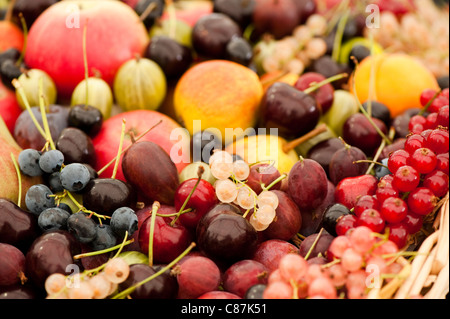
[423,170,449,198]
[380,197,408,224]
[387,223,409,249]
[18,149,43,177]
[392,165,420,193]
[39,149,64,174]
[335,214,357,237]
[387,150,410,174]
[356,209,385,233]
[407,187,439,216]
[409,148,437,174]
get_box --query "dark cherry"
[191,130,222,164]
[437,75,449,90]
[294,0,317,24]
[145,35,193,80]
[68,104,103,137]
[134,0,165,29]
[213,0,256,29]
[25,230,81,289]
[307,56,349,90]
[321,203,352,237]
[261,82,320,139]
[329,143,368,186]
[0,48,21,67]
[81,178,137,216]
[342,113,388,156]
[299,232,335,259]
[0,284,36,299]
[196,208,258,264]
[392,108,422,138]
[0,199,39,253]
[56,127,97,167]
[12,0,59,28]
[118,263,178,299]
[348,44,370,69]
[192,13,242,60]
[222,259,269,298]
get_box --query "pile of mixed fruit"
[0,0,448,300]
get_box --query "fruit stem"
[16,13,27,67]
[4,0,16,22]
[282,123,328,153]
[331,6,350,63]
[170,166,204,226]
[148,201,160,267]
[139,1,157,22]
[262,174,287,192]
[354,159,389,170]
[156,208,192,217]
[303,73,348,95]
[366,30,378,117]
[10,152,22,208]
[111,119,126,179]
[418,89,443,116]
[304,227,324,261]
[82,21,89,107]
[111,242,197,299]
[38,77,56,150]
[12,79,47,140]
[73,237,135,260]
[66,190,111,223]
[321,258,341,269]
[165,0,176,40]
[290,279,299,299]
[96,120,162,176]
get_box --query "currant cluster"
[209,150,283,231]
[45,257,130,299]
[335,88,449,249]
[263,226,404,299]
[18,147,138,252]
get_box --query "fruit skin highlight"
[174,60,264,145]
[351,53,440,118]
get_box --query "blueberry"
[39,149,64,173]
[38,207,70,232]
[90,224,117,251]
[25,184,55,215]
[110,207,138,238]
[60,163,91,192]
[57,202,73,214]
[67,212,97,244]
[375,158,391,179]
[18,149,43,177]
[46,172,64,193]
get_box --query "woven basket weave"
[368,193,449,299]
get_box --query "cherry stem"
[165,0,176,39]
[96,120,162,176]
[303,73,348,95]
[148,201,160,267]
[282,123,328,153]
[331,6,350,63]
[156,208,192,217]
[259,70,290,87]
[304,227,324,261]
[82,21,89,107]
[4,0,16,22]
[66,190,111,223]
[73,237,134,260]
[38,77,55,150]
[10,152,22,207]
[418,89,443,116]
[262,174,287,192]
[16,13,27,67]
[139,1,157,22]
[354,159,389,170]
[170,166,205,227]
[111,119,126,179]
[321,258,341,269]
[366,30,378,117]
[112,242,197,299]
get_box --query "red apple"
[92,110,190,182]
[24,0,149,99]
[0,81,21,134]
[160,0,213,27]
[0,21,24,53]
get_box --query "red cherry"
[174,178,218,229]
[335,214,357,236]
[387,223,409,249]
[380,197,408,224]
[423,170,449,198]
[356,209,385,233]
[407,187,439,216]
[387,150,410,174]
[409,148,437,174]
[353,195,380,218]
[334,175,378,210]
[392,165,420,193]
